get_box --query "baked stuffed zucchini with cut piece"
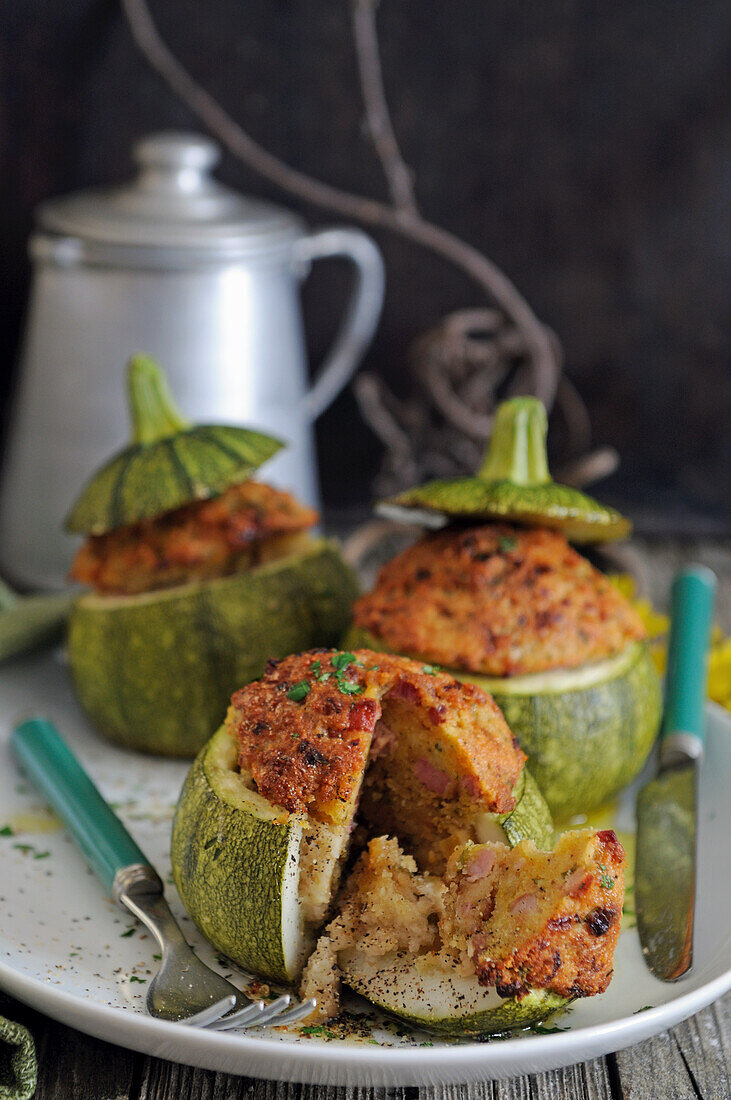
[347,397,661,819]
[66,355,357,755]
[171,648,554,981]
[303,828,625,1035]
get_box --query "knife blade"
[635,565,716,981]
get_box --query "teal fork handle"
[661,566,716,754]
[11,716,153,894]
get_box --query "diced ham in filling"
[413,757,456,798]
[462,847,496,882]
[370,720,397,760]
[508,892,540,917]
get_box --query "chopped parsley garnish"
[422,664,440,675]
[336,679,364,696]
[330,652,365,693]
[120,928,136,938]
[300,1024,337,1038]
[0,825,13,837]
[498,535,517,553]
[153,953,162,961]
[129,975,147,983]
[33,850,50,860]
[287,680,311,703]
[598,863,614,890]
[13,843,33,854]
[311,659,332,683]
[290,652,367,700]
[332,651,363,671]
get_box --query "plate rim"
[3,951,731,1085]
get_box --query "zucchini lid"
[65,354,284,534]
[377,397,630,543]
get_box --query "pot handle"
[292,227,385,423]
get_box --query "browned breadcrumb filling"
[229,648,525,830]
[300,828,625,1022]
[70,480,317,595]
[353,523,647,676]
[442,827,624,998]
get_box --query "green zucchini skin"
[171,726,307,983]
[68,540,358,756]
[380,478,631,543]
[482,644,661,819]
[66,424,284,534]
[498,767,554,848]
[344,626,661,820]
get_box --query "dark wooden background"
[1,0,729,525]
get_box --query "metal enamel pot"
[0,132,384,589]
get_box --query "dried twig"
[120,0,615,492]
[120,0,559,402]
[357,307,617,494]
[350,0,418,216]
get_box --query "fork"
[10,716,316,1030]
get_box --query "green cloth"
[0,1012,36,1100]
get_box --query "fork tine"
[204,999,268,1030]
[177,995,237,1027]
[247,994,292,1026]
[264,999,318,1027]
[213,993,293,1029]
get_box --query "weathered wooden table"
[3,537,730,1099]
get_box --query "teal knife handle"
[10,716,152,894]
[661,566,716,754]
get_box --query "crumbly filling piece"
[301,829,625,1021]
[300,836,444,1019]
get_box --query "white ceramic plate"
[1,649,730,1086]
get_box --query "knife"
[635,565,716,981]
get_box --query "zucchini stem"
[127,354,191,443]
[479,397,551,486]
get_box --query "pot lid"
[36,132,302,256]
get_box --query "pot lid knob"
[133,132,221,173]
[131,132,221,194]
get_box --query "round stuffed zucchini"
[171,649,555,982]
[65,355,357,755]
